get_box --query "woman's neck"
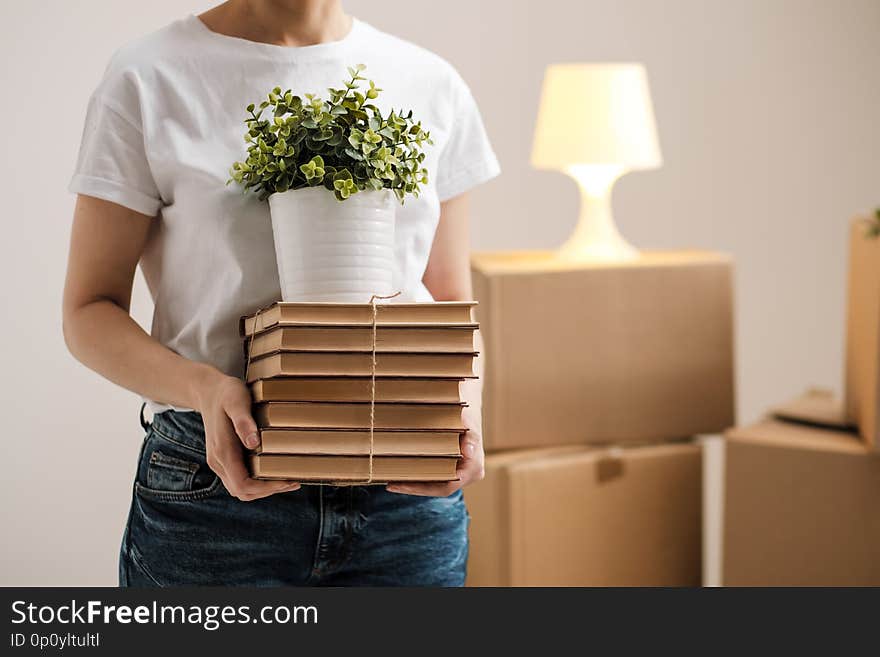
[200,0,351,47]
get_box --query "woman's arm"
[62,195,299,500]
[386,192,486,496]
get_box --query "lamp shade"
[531,63,663,171]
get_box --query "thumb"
[225,391,260,450]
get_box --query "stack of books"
[240,301,479,483]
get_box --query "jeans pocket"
[146,450,198,491]
[135,428,222,503]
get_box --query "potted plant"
[229,65,433,302]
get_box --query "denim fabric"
[119,410,469,587]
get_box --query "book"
[250,377,463,403]
[257,428,462,456]
[241,301,477,335]
[248,454,460,482]
[244,325,477,357]
[246,352,476,382]
[254,401,466,430]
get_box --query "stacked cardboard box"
[240,301,479,483]
[708,389,880,586]
[471,250,735,450]
[466,251,735,586]
[711,216,880,585]
[467,442,702,587]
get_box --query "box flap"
[726,418,864,455]
[770,388,854,430]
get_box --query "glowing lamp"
[532,63,662,260]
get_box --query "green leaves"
[299,155,326,183]
[333,173,358,200]
[348,128,364,148]
[229,66,432,203]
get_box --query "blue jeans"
[120,410,469,586]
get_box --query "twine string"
[363,291,402,484]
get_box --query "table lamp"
[532,63,663,260]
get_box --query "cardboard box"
[718,413,880,586]
[471,250,735,450]
[845,217,880,450]
[465,441,702,586]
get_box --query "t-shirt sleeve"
[68,73,162,217]
[434,72,501,202]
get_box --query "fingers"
[387,481,461,497]
[221,453,300,501]
[460,432,480,461]
[224,384,260,449]
[207,409,298,502]
[388,462,475,500]
[386,429,485,497]
[456,430,485,482]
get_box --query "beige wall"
[1,0,877,585]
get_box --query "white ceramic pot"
[268,187,396,302]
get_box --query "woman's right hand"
[193,367,300,501]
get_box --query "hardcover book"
[257,428,462,457]
[249,454,460,482]
[250,377,463,403]
[241,301,476,335]
[246,351,476,381]
[245,324,477,357]
[254,401,466,430]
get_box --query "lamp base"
[557,166,639,262]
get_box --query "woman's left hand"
[386,403,485,497]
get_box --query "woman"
[63,0,499,586]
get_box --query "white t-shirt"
[69,15,500,413]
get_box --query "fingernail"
[463,441,475,458]
[245,432,260,449]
